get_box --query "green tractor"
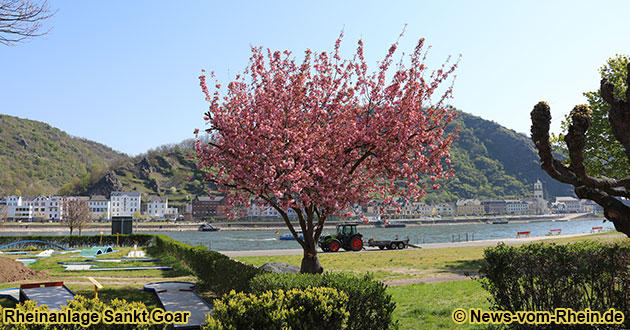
[318,223,364,252]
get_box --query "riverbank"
[0,213,603,233]
[221,232,605,257]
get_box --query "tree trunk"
[274,205,325,273]
[299,225,323,274]
[300,245,323,274]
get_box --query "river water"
[0,219,613,252]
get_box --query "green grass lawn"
[2,231,626,329]
[236,246,485,281]
[233,232,627,329]
[0,246,192,283]
[389,280,491,330]
[0,245,196,310]
[236,231,627,282]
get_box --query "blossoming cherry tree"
[196,32,458,273]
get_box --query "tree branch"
[348,147,375,175]
[531,102,580,186]
[601,63,630,160]
[531,99,630,237]
[0,0,55,46]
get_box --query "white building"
[110,191,141,217]
[403,202,433,217]
[7,195,65,221]
[8,196,33,221]
[6,195,22,220]
[247,200,297,218]
[88,195,110,220]
[435,203,454,216]
[582,200,603,213]
[506,199,529,214]
[47,196,63,220]
[165,207,179,219]
[31,196,50,220]
[146,195,168,218]
[6,195,33,221]
[553,196,582,213]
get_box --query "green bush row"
[0,295,164,330]
[480,240,630,330]
[249,272,398,330]
[153,235,397,329]
[203,287,349,330]
[0,234,154,249]
[152,235,260,295]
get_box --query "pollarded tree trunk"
[530,63,630,238]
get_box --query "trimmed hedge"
[480,241,630,329]
[0,234,154,248]
[203,287,349,330]
[249,272,398,330]
[0,295,164,330]
[153,235,260,295]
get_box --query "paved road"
[220,232,597,257]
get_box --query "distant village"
[0,180,603,222]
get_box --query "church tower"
[534,179,543,200]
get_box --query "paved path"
[221,233,594,257]
[20,284,75,311]
[144,281,213,329]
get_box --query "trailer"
[367,237,410,250]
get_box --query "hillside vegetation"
[60,140,213,208]
[0,114,128,196]
[2,111,573,206]
[412,111,573,203]
[69,111,574,207]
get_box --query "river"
[0,218,613,252]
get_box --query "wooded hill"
[421,111,573,203]
[0,114,127,196]
[1,111,573,206]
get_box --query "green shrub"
[153,235,260,295]
[249,272,398,330]
[203,287,348,330]
[0,295,164,330]
[480,240,630,329]
[0,234,154,249]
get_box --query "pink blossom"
[193,31,458,256]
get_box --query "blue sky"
[2,1,629,155]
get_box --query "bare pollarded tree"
[62,199,90,235]
[530,63,630,237]
[0,0,55,46]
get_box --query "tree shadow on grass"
[440,258,483,277]
[145,245,194,278]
